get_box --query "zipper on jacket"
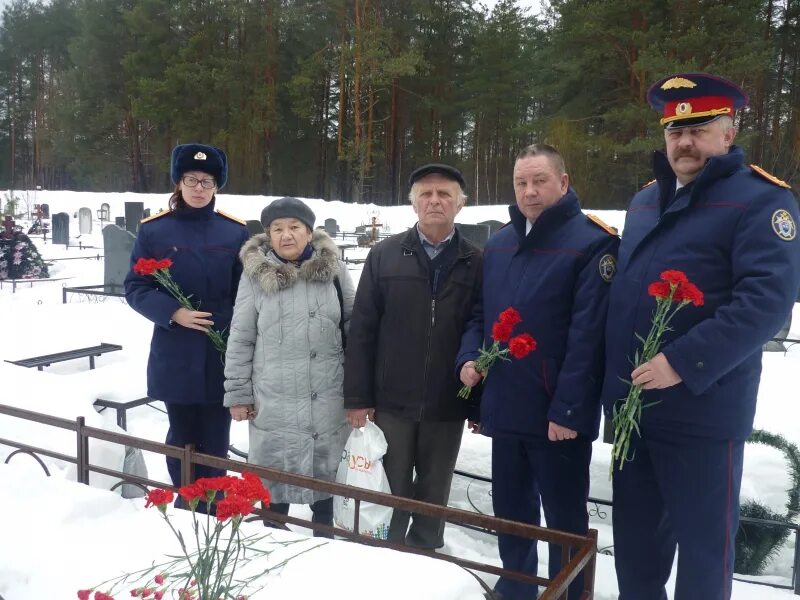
[430,267,441,327]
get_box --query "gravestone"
[78,207,92,234]
[456,223,492,249]
[124,202,144,235]
[40,203,49,218]
[115,216,126,228]
[99,203,110,221]
[52,212,69,245]
[246,220,264,237]
[324,218,339,237]
[478,219,505,236]
[103,224,136,290]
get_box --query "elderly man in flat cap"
[602,73,800,599]
[344,163,482,549]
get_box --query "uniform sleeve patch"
[587,213,618,236]
[772,209,797,241]
[599,254,616,282]
[751,164,791,189]
[140,209,172,224]
[216,209,247,225]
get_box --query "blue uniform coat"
[124,200,249,406]
[601,146,800,440]
[458,190,619,440]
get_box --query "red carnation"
[647,281,671,299]
[216,495,253,522]
[491,320,514,342]
[78,591,91,600]
[508,333,537,359]
[498,307,522,326]
[144,488,174,511]
[660,270,688,285]
[674,281,704,306]
[95,592,116,600]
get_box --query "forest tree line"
[0,0,798,208]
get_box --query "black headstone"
[324,218,339,237]
[246,220,265,237]
[478,220,505,235]
[456,223,492,249]
[52,212,69,245]
[124,202,145,235]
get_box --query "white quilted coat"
[223,229,355,503]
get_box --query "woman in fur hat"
[223,197,355,534]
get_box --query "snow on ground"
[0,191,797,598]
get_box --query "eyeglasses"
[181,175,216,189]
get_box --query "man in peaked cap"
[601,73,800,599]
[344,163,482,549]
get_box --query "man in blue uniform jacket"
[458,144,619,600]
[603,73,800,600]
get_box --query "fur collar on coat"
[240,229,340,295]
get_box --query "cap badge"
[194,151,207,160]
[676,102,692,116]
[772,209,796,241]
[661,77,697,90]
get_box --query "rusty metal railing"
[0,403,597,599]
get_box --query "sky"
[0,192,797,598]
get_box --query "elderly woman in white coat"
[223,197,354,534]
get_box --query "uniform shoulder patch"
[140,209,172,224]
[216,209,247,225]
[598,254,616,282]
[772,209,797,241]
[751,164,791,189]
[641,179,656,189]
[586,213,618,236]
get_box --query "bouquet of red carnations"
[133,257,227,359]
[610,270,704,475]
[458,307,537,399]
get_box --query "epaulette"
[641,179,656,189]
[586,213,618,236]
[750,164,791,189]
[140,209,172,224]
[216,209,247,225]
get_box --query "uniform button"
[566,409,573,417]
[312,432,319,440]
[311,392,318,400]
[310,350,317,358]
[696,361,704,369]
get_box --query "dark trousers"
[375,411,464,549]
[267,497,334,538]
[164,402,232,488]
[613,428,744,600]
[492,435,592,600]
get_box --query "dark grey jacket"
[344,227,482,421]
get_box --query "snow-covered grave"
[0,190,798,599]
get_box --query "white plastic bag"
[334,420,393,539]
